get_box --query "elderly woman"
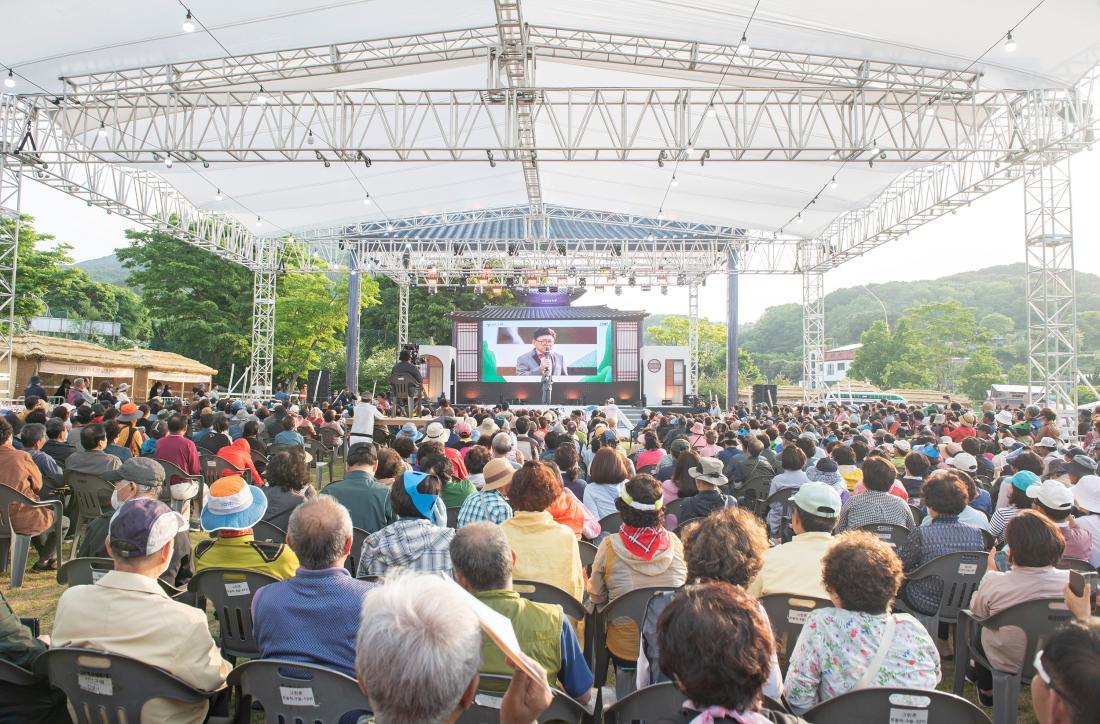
[784,531,941,713]
[583,446,633,520]
[260,447,316,530]
[500,461,585,601]
[587,474,687,695]
[357,469,455,577]
[374,447,406,486]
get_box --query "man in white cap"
[1035,436,1062,473]
[748,482,841,601]
[1027,479,1092,561]
[52,498,231,723]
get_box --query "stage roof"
[449,304,645,321]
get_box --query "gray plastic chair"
[186,568,280,659]
[201,455,251,486]
[604,682,682,724]
[765,487,797,542]
[663,497,684,520]
[953,598,1072,724]
[1055,557,1096,573]
[63,470,113,559]
[593,586,674,688]
[252,519,287,544]
[35,647,221,724]
[0,656,40,686]
[803,686,990,724]
[598,512,622,536]
[345,526,369,576]
[759,594,832,673]
[513,579,585,620]
[310,439,338,485]
[152,457,204,518]
[896,550,987,636]
[457,674,586,724]
[577,540,598,573]
[57,557,115,586]
[859,522,911,550]
[227,659,369,723]
[0,486,63,587]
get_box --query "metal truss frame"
[249,239,278,398]
[1023,157,1078,435]
[492,0,541,206]
[687,283,699,397]
[397,282,410,354]
[0,154,21,403]
[801,241,826,395]
[61,25,978,97]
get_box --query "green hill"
[73,253,130,286]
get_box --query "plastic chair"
[636,464,657,475]
[227,659,369,723]
[457,674,586,724]
[391,376,422,417]
[186,568,280,659]
[735,477,772,518]
[57,557,115,586]
[981,529,997,551]
[759,594,832,673]
[345,526,369,576]
[953,599,1073,724]
[603,682,683,724]
[598,512,622,536]
[446,506,461,528]
[0,486,63,587]
[1055,557,1096,573]
[765,487,797,543]
[859,522,912,550]
[35,647,223,724]
[252,520,287,544]
[202,455,251,486]
[663,497,684,520]
[63,470,114,558]
[152,458,204,517]
[909,504,926,525]
[0,657,40,686]
[895,550,987,636]
[593,586,674,687]
[513,579,585,620]
[578,540,598,573]
[804,686,991,724]
[309,439,338,485]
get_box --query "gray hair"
[355,572,481,723]
[491,432,512,455]
[449,522,512,592]
[287,496,353,569]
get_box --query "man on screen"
[515,328,569,377]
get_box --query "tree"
[648,316,728,378]
[739,303,803,356]
[903,301,989,391]
[1006,363,1029,385]
[848,319,933,389]
[980,312,1015,337]
[0,214,75,323]
[959,347,1003,402]
[43,269,150,344]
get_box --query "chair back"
[0,657,39,686]
[250,449,269,468]
[186,568,280,659]
[604,682,683,724]
[201,455,249,486]
[859,522,911,550]
[36,648,214,724]
[803,686,991,724]
[594,586,674,687]
[227,659,369,724]
[446,506,461,528]
[345,526,369,576]
[598,511,622,536]
[909,504,926,524]
[978,598,1073,681]
[578,540,598,572]
[765,487,797,542]
[1056,557,1097,573]
[980,529,997,551]
[457,674,585,724]
[903,550,988,626]
[57,557,115,586]
[252,520,287,544]
[664,497,684,520]
[513,579,585,621]
[760,594,832,672]
[319,427,342,448]
[0,484,64,572]
[63,469,114,526]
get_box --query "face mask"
[110,488,123,510]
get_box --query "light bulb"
[924,102,935,118]
[3,70,14,89]
[215,189,223,201]
[657,211,665,220]
[869,142,881,155]
[737,34,751,56]
[98,123,108,138]
[1004,32,1016,53]
[795,214,804,224]
[255,216,262,228]
[829,177,838,189]
[706,104,717,119]
[386,223,394,231]
[182,11,195,32]
[671,176,679,187]
[363,195,372,205]
[164,155,173,168]
[685,142,694,155]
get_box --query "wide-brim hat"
[994,410,1014,426]
[397,423,423,441]
[1073,475,1100,513]
[424,422,449,443]
[200,475,268,532]
[690,422,706,435]
[482,458,516,491]
[688,457,728,486]
[117,402,143,422]
[477,419,499,437]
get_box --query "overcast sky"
[19,150,1100,326]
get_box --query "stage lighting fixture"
[829,177,838,189]
[795,213,804,224]
[182,11,196,32]
[677,272,687,285]
[363,194,372,205]
[215,189,223,201]
[255,216,262,228]
[1004,32,1016,53]
[164,155,173,168]
[549,286,559,293]
[578,277,586,287]
[628,274,636,287]
[737,34,751,55]
[706,103,716,119]
[869,141,881,156]
[685,142,695,156]
[657,150,667,168]
[614,286,622,296]
[386,223,394,232]
[4,70,15,89]
[537,286,548,293]
[307,130,315,145]
[486,150,496,168]
[670,176,678,188]
[98,123,108,138]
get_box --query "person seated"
[582,447,632,520]
[748,482,841,601]
[457,455,514,527]
[102,420,133,462]
[967,511,1071,706]
[419,437,470,483]
[0,418,65,572]
[273,415,306,447]
[637,507,782,699]
[1072,474,1100,568]
[140,420,166,456]
[0,589,69,723]
[899,450,931,500]
[1027,480,1093,561]
[194,413,229,454]
[64,422,123,480]
[354,572,553,724]
[784,531,941,713]
[216,434,265,485]
[898,471,986,617]
[422,452,475,509]
[766,446,812,536]
[989,470,1041,544]
[500,461,585,602]
[656,581,806,724]
[587,474,687,694]
[1028,617,1100,724]
[260,447,316,530]
[851,451,909,500]
[41,417,76,466]
[252,496,377,677]
[834,457,915,532]
[544,467,600,540]
[357,469,455,577]
[322,442,398,533]
[20,422,64,491]
[451,523,593,704]
[676,457,737,525]
[77,458,193,590]
[52,498,232,723]
[195,475,299,580]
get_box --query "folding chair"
[186,568,280,660]
[227,659,370,724]
[804,686,990,724]
[909,504,926,525]
[0,656,39,686]
[953,599,1072,724]
[759,594,832,673]
[603,682,683,724]
[1055,557,1096,573]
[663,497,684,521]
[592,586,674,688]
[57,556,115,586]
[63,470,114,559]
[859,522,912,550]
[578,540,598,574]
[310,439,338,486]
[735,477,772,518]
[36,648,227,724]
[895,550,987,636]
[598,512,622,536]
[513,579,585,619]
[457,674,586,724]
[252,520,287,544]
[636,464,657,475]
[201,455,251,487]
[0,486,63,587]
[153,458,203,518]
[765,488,797,543]
[345,526,369,576]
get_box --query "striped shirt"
[456,491,514,527]
[836,490,915,532]
[899,515,986,615]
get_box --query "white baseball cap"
[1037,436,1060,449]
[1073,475,1100,514]
[947,452,978,474]
[1026,479,1074,511]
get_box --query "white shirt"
[1075,514,1100,568]
[350,401,381,438]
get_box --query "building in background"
[823,344,862,385]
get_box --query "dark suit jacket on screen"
[515,349,568,376]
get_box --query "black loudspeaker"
[306,370,331,404]
[752,384,778,406]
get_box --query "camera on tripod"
[401,342,423,366]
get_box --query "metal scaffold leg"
[802,270,825,398]
[397,282,410,353]
[1023,157,1078,438]
[687,283,699,401]
[0,156,21,405]
[250,251,277,398]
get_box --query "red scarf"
[618,524,669,560]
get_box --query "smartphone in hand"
[1068,569,1098,599]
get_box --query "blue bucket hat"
[1010,470,1041,492]
[396,423,423,441]
[200,475,268,532]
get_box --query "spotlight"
[657,210,665,221]
[869,141,881,156]
[924,102,935,118]
[1004,31,1016,53]
[182,10,195,32]
[737,34,752,56]
[4,70,15,89]
[699,149,711,166]
[486,150,496,168]
[307,130,315,145]
[202,160,210,169]
[657,150,667,168]
[614,286,622,296]
[661,286,668,295]
[323,160,331,168]
[215,189,223,201]
[386,222,394,232]
[628,274,636,287]
[685,142,695,156]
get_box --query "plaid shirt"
[456,491,513,527]
[898,515,986,615]
[836,490,915,533]
[356,518,454,577]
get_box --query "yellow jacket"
[501,511,585,602]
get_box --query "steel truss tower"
[801,242,826,397]
[249,240,277,398]
[0,155,21,404]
